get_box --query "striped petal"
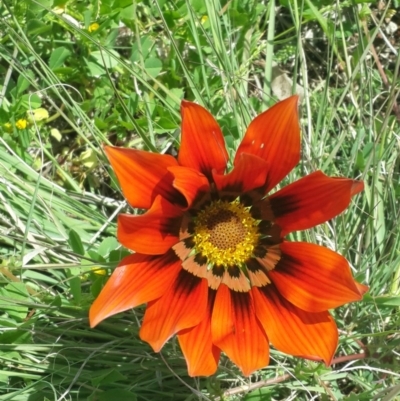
[268,241,368,312]
[168,165,210,208]
[211,284,269,376]
[104,146,182,209]
[140,270,208,352]
[89,251,181,327]
[178,100,228,179]
[178,290,220,377]
[117,195,183,255]
[213,153,269,194]
[266,171,364,236]
[235,96,300,193]
[253,285,338,365]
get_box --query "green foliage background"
[0,0,399,400]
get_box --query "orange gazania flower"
[89,96,368,376]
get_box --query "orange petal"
[266,171,364,236]
[89,251,181,327]
[178,100,228,179]
[168,165,210,208]
[213,153,269,194]
[178,289,221,377]
[211,284,269,376]
[140,271,208,352]
[235,96,300,192]
[355,281,369,295]
[104,146,182,209]
[117,195,183,255]
[268,241,366,312]
[252,285,338,365]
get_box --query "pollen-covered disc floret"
[192,200,260,266]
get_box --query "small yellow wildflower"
[88,22,100,33]
[3,123,12,133]
[15,119,28,130]
[91,267,107,276]
[81,267,107,281]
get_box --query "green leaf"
[98,237,119,258]
[82,9,92,28]
[119,4,134,20]
[91,368,127,386]
[68,229,85,256]
[244,387,273,400]
[90,50,120,69]
[19,94,42,110]
[97,389,137,401]
[67,268,81,303]
[85,59,106,76]
[28,0,53,12]
[27,19,52,36]
[144,57,162,78]
[0,283,29,321]
[364,294,400,307]
[109,249,130,263]
[131,36,154,63]
[49,47,72,70]
[16,74,32,96]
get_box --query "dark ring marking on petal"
[188,209,199,217]
[179,213,193,240]
[253,245,268,258]
[187,221,195,234]
[240,190,264,207]
[184,237,196,249]
[227,265,241,278]
[182,255,208,278]
[194,252,208,266]
[250,205,262,219]
[212,265,225,277]
[258,220,273,233]
[172,241,192,261]
[175,268,204,296]
[190,191,213,213]
[269,195,298,217]
[246,258,271,287]
[222,268,250,292]
[206,266,224,290]
[258,225,282,245]
[246,258,263,273]
[255,244,281,272]
[219,192,239,202]
[251,198,275,221]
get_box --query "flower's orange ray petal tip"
[306,355,332,366]
[277,94,300,112]
[180,99,196,110]
[103,145,117,157]
[88,309,103,329]
[187,363,218,377]
[356,281,369,296]
[287,94,299,104]
[351,180,364,195]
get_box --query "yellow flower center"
[193,200,259,267]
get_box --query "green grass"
[0,0,399,400]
